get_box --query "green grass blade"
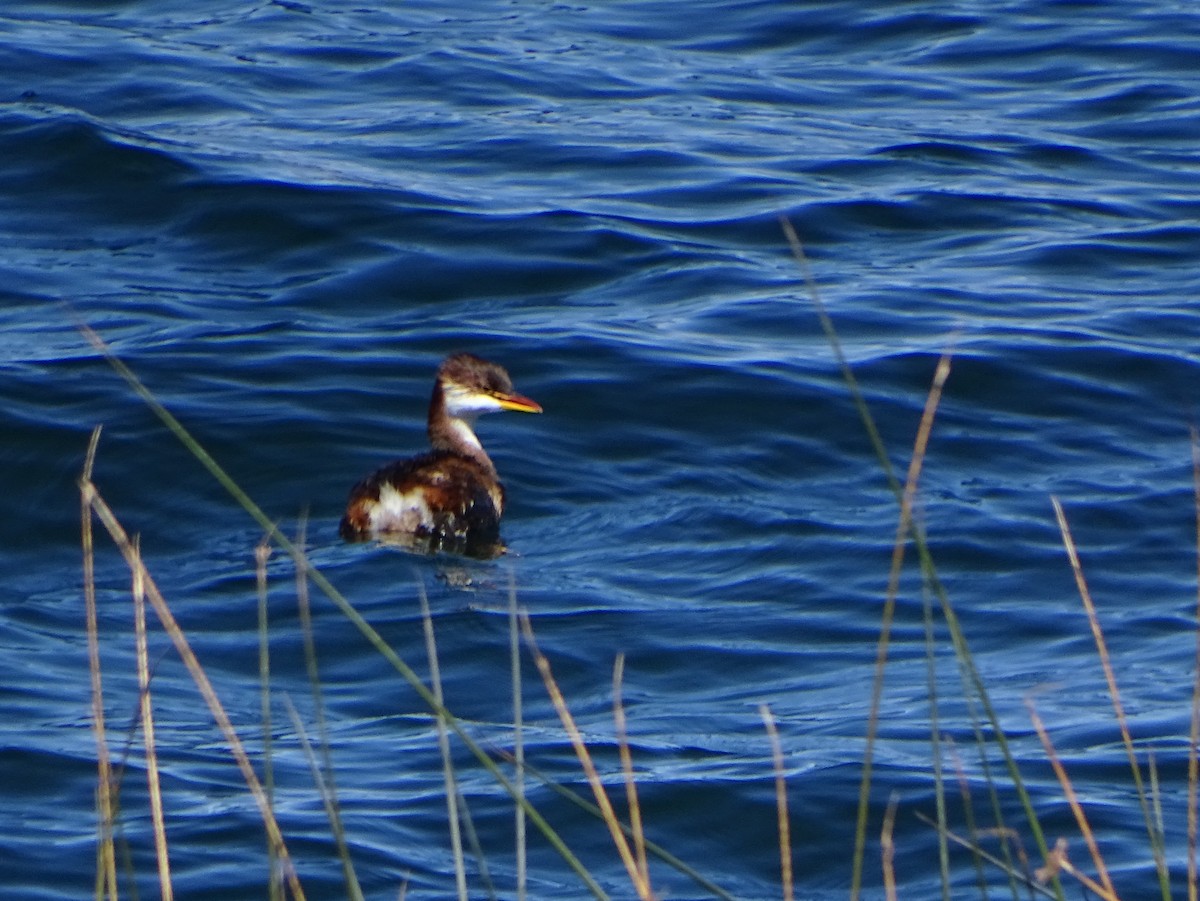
[81,324,608,900]
[777,224,1062,900]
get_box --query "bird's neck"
[428,382,496,474]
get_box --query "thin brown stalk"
[913,812,1055,900]
[456,788,498,901]
[81,426,117,901]
[760,705,792,901]
[1052,496,1168,896]
[949,669,1024,900]
[80,324,604,899]
[921,584,951,901]
[520,613,652,901]
[491,745,738,901]
[254,538,281,901]
[944,737,989,900]
[282,696,365,901]
[881,792,899,901]
[281,693,373,899]
[1036,838,1119,901]
[508,574,527,901]
[418,580,469,901]
[132,536,172,901]
[780,224,1059,899]
[853,349,952,896]
[613,655,650,890]
[79,478,305,901]
[282,695,321,784]
[1149,750,1164,853]
[1025,694,1114,898]
[294,521,362,901]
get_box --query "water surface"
[3,1,1200,898]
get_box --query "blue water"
[4,1,1200,898]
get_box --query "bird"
[339,352,542,558]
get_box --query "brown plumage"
[339,353,542,558]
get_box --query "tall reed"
[76,241,1200,901]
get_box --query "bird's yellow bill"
[495,392,542,413]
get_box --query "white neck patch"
[446,416,483,451]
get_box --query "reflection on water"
[356,529,508,562]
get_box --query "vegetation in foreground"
[74,228,1200,899]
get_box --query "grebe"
[339,353,542,558]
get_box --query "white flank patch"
[370,482,435,534]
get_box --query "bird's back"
[339,450,507,558]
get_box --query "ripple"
[4,2,1200,898]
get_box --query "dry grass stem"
[1149,750,1165,850]
[457,790,498,901]
[508,575,527,901]
[281,697,328,804]
[759,705,792,901]
[418,580,469,901]
[254,538,282,901]
[132,536,172,901]
[921,587,951,900]
[781,223,1058,897]
[881,792,899,901]
[80,476,305,901]
[1034,836,1064,884]
[280,692,366,901]
[854,350,952,897]
[1036,838,1120,901]
[1025,694,1114,898]
[613,655,650,891]
[80,426,118,900]
[491,746,737,901]
[81,324,605,898]
[520,613,652,901]
[945,737,988,898]
[913,813,1053,899]
[1052,496,1168,895]
[294,523,362,901]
